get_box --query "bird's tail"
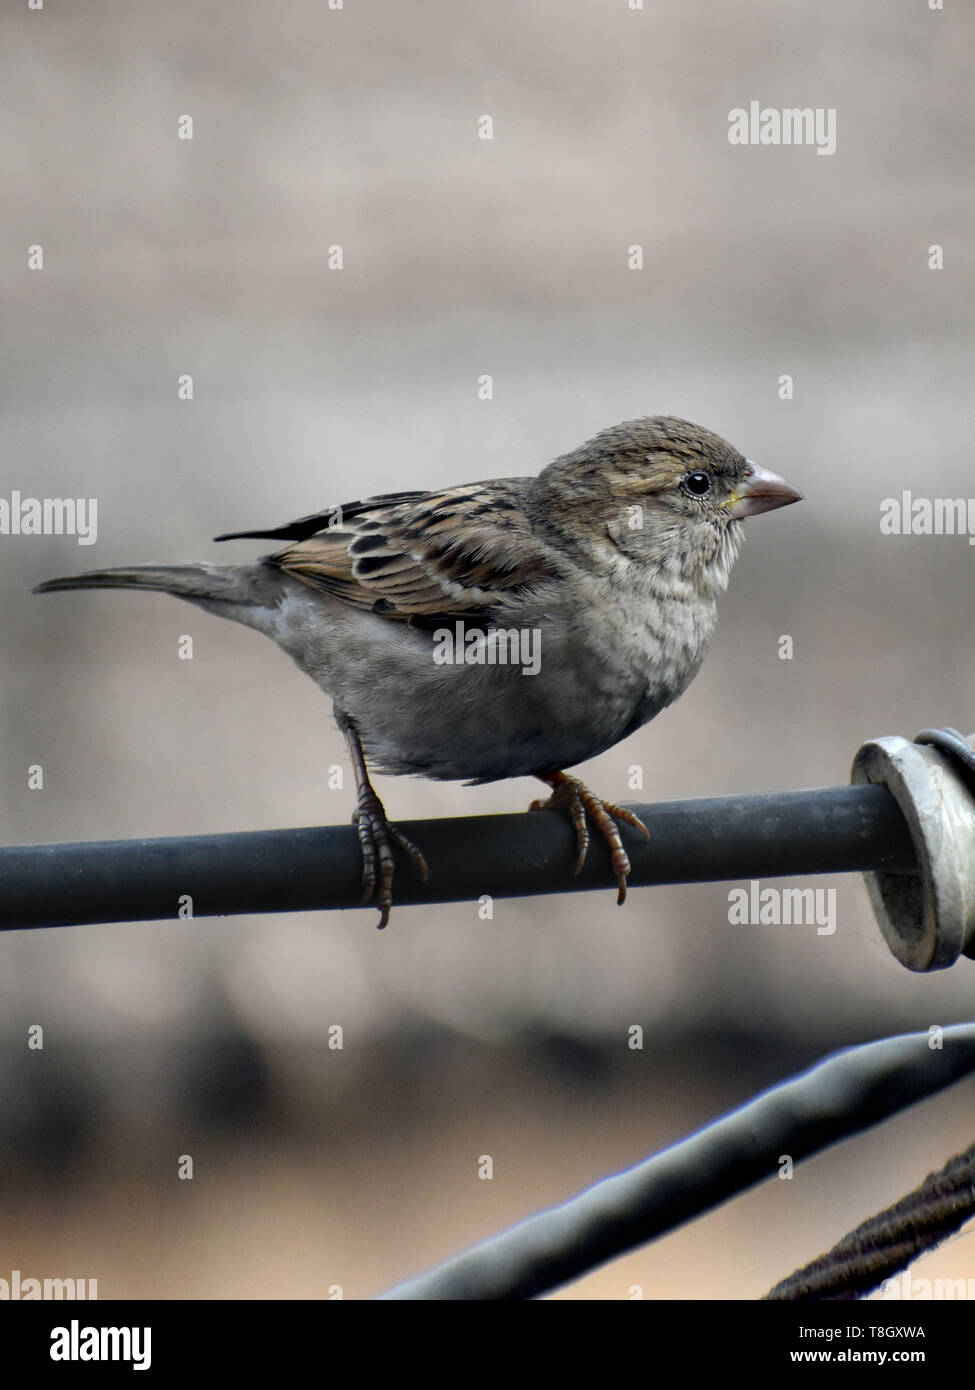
[33,562,266,606]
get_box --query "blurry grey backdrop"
[2,0,974,1298]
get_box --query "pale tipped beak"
[730,460,803,518]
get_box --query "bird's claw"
[530,772,649,905]
[352,789,429,929]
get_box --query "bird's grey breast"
[591,572,720,741]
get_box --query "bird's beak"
[729,461,803,518]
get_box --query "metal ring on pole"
[851,731,975,971]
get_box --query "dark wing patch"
[262,482,563,622]
[213,491,431,544]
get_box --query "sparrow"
[35,416,801,927]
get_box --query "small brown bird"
[36,416,801,926]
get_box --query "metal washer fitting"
[851,734,975,971]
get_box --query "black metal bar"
[381,1025,975,1300]
[0,784,914,929]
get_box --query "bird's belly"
[364,658,636,781]
[269,584,716,782]
[362,622,711,782]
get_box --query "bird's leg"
[529,771,649,905]
[339,715,429,929]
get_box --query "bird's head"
[538,415,802,594]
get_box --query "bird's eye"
[684,471,711,496]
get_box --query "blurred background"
[2,0,974,1300]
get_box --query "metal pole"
[382,1026,975,1300]
[0,784,914,929]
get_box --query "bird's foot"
[352,787,429,929]
[529,771,649,905]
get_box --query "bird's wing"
[218,483,564,622]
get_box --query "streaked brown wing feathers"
[270,483,559,620]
